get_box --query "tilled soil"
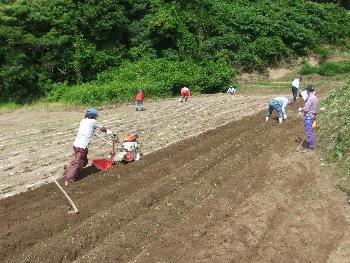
[1,99,350,263]
[0,92,284,198]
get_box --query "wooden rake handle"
[49,173,79,214]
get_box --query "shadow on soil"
[75,165,100,182]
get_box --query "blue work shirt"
[273,97,288,116]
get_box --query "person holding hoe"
[298,85,319,150]
[65,108,111,185]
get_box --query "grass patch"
[318,81,350,194]
[0,102,21,111]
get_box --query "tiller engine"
[93,134,142,170]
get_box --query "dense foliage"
[1,0,350,103]
[48,58,234,104]
[319,83,350,193]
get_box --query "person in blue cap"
[65,108,110,185]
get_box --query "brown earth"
[1,96,350,263]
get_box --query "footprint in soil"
[29,149,38,155]
[24,166,33,172]
[4,166,15,171]
[295,137,304,143]
[9,151,21,157]
[42,162,52,167]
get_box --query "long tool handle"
[296,134,308,152]
[296,125,317,153]
[95,133,113,145]
[49,173,79,214]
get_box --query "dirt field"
[1,90,350,263]
[0,91,285,198]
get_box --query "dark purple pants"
[65,147,88,183]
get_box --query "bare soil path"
[1,93,350,263]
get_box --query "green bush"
[318,62,350,76]
[48,58,235,104]
[299,61,350,76]
[252,36,290,64]
[235,49,266,72]
[299,63,318,75]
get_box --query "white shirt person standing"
[291,76,303,103]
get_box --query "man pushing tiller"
[64,108,112,185]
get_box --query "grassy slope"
[318,80,350,194]
[305,50,350,195]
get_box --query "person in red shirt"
[135,89,145,111]
[180,87,190,102]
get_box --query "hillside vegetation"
[318,82,350,193]
[1,0,350,104]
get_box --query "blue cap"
[86,108,98,116]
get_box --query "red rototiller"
[93,133,142,170]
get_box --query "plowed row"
[1,98,349,262]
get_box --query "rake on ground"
[49,173,79,214]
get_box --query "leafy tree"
[0,0,350,103]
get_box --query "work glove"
[297,108,303,117]
[106,129,113,135]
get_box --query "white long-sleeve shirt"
[292,78,300,89]
[227,87,236,94]
[73,118,100,149]
[300,90,308,101]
